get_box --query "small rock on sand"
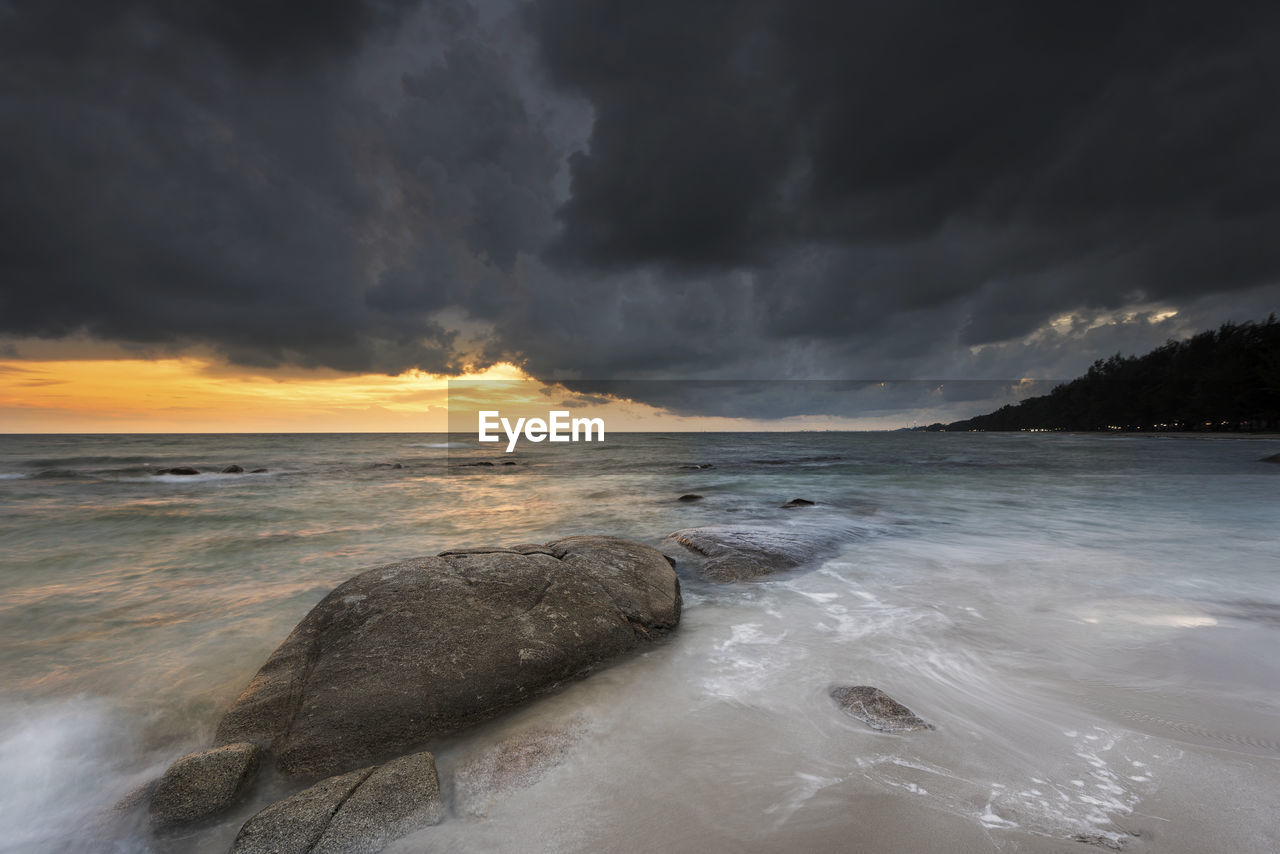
[830,686,933,732]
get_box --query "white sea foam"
[0,699,138,853]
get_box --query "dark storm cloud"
[2,0,1279,421]
[0,0,556,373]
[534,2,1280,275]
[530,0,1280,348]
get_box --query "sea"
[0,432,1278,853]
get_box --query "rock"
[677,494,703,502]
[223,464,245,474]
[781,498,815,508]
[112,777,159,815]
[149,742,261,830]
[454,718,585,818]
[251,468,269,473]
[678,463,713,470]
[829,686,933,732]
[461,461,496,467]
[1261,453,1280,463]
[232,751,443,854]
[1072,831,1134,850]
[663,526,841,582]
[155,466,200,476]
[212,536,681,778]
[233,767,369,854]
[393,463,403,469]
[501,460,518,465]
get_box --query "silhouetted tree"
[942,316,1280,432]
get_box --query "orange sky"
[0,352,938,432]
[0,356,480,432]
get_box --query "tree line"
[925,315,1280,432]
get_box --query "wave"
[21,456,154,468]
[128,471,278,483]
[0,697,144,853]
[747,455,846,466]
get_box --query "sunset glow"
[0,358,529,433]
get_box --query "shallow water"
[1,432,1278,852]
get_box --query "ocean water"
[0,432,1278,853]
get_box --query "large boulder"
[212,535,681,778]
[663,526,843,582]
[232,751,443,854]
[148,742,261,830]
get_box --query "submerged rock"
[678,463,713,470]
[251,468,269,473]
[155,466,200,476]
[677,493,704,502]
[454,717,585,817]
[830,686,933,732]
[149,742,260,830]
[1261,452,1280,463]
[663,526,840,582]
[780,498,815,508]
[210,536,681,778]
[223,464,245,473]
[232,751,443,854]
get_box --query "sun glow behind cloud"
[0,357,529,433]
[0,355,966,433]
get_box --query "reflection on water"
[0,432,1278,852]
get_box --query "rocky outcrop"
[830,686,933,732]
[148,742,260,830]
[663,526,841,582]
[210,536,681,778]
[232,751,443,854]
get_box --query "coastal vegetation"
[927,316,1280,432]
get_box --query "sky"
[2,0,1278,431]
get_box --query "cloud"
[2,0,1278,422]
